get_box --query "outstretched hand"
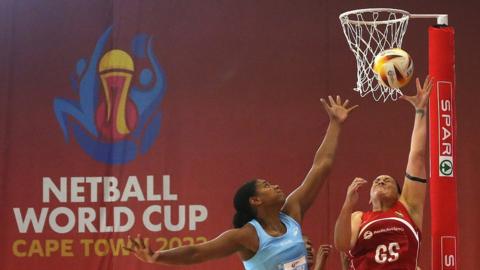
[124,234,155,263]
[400,75,433,109]
[344,177,368,208]
[315,244,333,265]
[320,95,358,124]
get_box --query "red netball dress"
[349,201,421,270]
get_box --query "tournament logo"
[53,27,166,164]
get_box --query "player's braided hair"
[233,179,257,228]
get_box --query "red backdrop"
[0,1,479,270]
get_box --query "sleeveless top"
[349,201,421,270]
[243,212,308,270]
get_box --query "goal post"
[429,25,458,270]
[339,9,458,270]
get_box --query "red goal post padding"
[429,25,458,270]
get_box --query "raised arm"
[399,76,433,230]
[334,177,366,251]
[312,244,333,270]
[283,96,358,222]
[340,251,351,270]
[126,228,252,265]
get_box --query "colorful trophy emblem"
[54,27,166,164]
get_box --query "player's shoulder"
[235,223,259,241]
[235,223,260,253]
[351,211,364,228]
[352,211,364,219]
[217,224,256,243]
[397,197,414,214]
[352,211,364,216]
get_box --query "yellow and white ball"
[373,48,413,89]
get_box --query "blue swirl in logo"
[53,27,166,164]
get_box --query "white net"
[339,8,410,101]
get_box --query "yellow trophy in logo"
[96,50,138,140]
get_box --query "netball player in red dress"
[334,76,433,270]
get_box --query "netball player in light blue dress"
[127,96,357,270]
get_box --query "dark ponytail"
[233,180,257,228]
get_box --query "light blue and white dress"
[243,212,308,270]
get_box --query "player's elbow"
[334,232,351,252]
[183,246,206,264]
[407,152,426,169]
[313,158,333,173]
[409,149,427,162]
[334,239,351,252]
